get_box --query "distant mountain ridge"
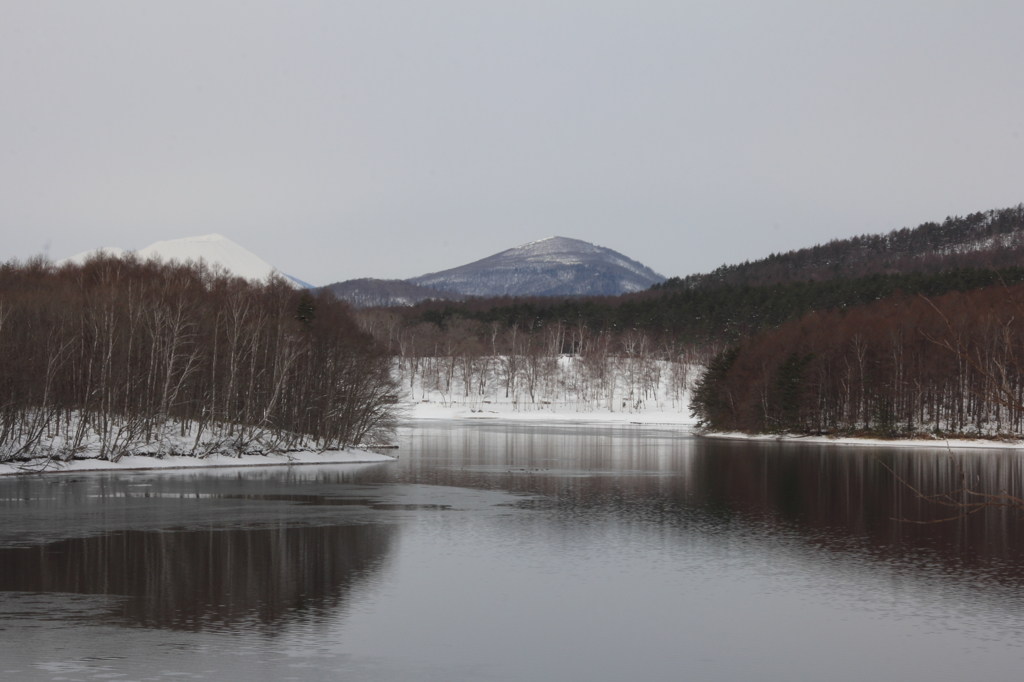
[407,236,665,297]
[59,234,311,289]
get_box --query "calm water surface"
[2,422,1024,681]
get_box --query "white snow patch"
[400,355,699,427]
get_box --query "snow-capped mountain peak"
[136,234,278,281]
[58,246,128,264]
[58,234,310,289]
[408,236,664,297]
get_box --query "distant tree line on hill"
[690,283,1024,437]
[341,204,1024,349]
[0,256,399,462]
[405,266,1024,344]
[656,204,1024,290]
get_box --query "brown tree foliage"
[691,283,1024,437]
[0,255,399,462]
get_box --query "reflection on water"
[401,424,1024,569]
[0,524,396,630]
[2,422,1024,681]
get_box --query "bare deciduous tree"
[0,255,400,463]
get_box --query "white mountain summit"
[58,234,311,289]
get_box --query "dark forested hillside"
[322,277,464,308]
[409,266,1024,344]
[656,204,1024,291]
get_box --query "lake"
[1,421,1024,681]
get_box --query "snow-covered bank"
[0,449,396,477]
[1,404,398,469]
[699,431,1024,451]
[408,399,698,426]
[405,393,1024,452]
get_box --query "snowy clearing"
[401,354,699,426]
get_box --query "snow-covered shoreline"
[407,399,1024,451]
[408,399,698,426]
[0,449,396,477]
[698,431,1024,451]
[396,353,1024,451]
[15,399,1020,477]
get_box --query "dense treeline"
[690,283,1024,437]
[0,256,399,462]
[408,266,1024,344]
[323,277,465,309]
[657,204,1024,290]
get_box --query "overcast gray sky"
[3,1,1023,285]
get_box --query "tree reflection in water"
[0,523,396,631]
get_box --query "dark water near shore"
[2,422,1024,681]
